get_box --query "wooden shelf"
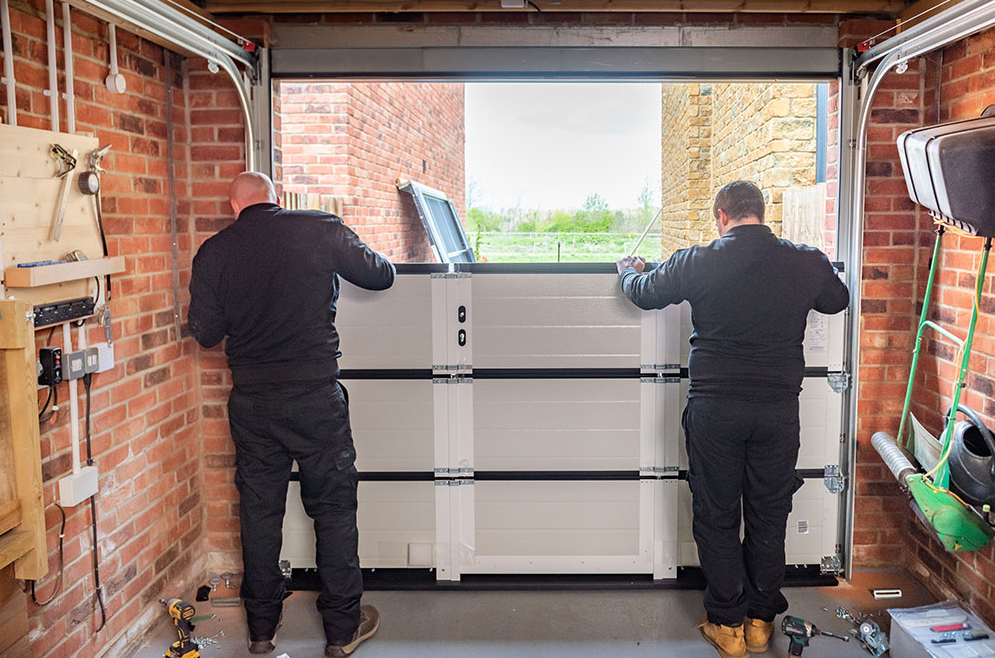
[0,530,33,574]
[2,256,125,289]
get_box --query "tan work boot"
[325,605,381,657]
[745,617,775,653]
[698,618,747,658]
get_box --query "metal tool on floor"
[781,616,849,656]
[160,598,201,658]
[853,619,889,657]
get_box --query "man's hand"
[617,255,646,275]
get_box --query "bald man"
[189,172,395,657]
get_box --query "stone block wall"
[659,82,819,251]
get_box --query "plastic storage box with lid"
[888,600,995,658]
[897,113,995,237]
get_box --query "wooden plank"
[897,0,967,32]
[0,501,20,538]
[206,0,905,12]
[0,301,46,581]
[0,124,107,310]
[0,568,27,656]
[782,183,827,251]
[4,256,126,288]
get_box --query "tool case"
[897,114,995,237]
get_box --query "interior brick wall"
[0,3,203,657]
[280,81,466,263]
[903,28,995,626]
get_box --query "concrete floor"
[130,571,933,658]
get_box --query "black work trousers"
[682,395,803,626]
[227,378,362,645]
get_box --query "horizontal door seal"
[473,368,642,379]
[339,369,435,380]
[289,471,435,482]
[474,470,640,481]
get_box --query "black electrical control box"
[38,347,63,386]
[33,297,96,327]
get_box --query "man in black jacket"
[189,172,395,657]
[616,181,849,658]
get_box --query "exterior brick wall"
[659,82,818,252]
[659,84,712,255]
[280,81,466,263]
[0,3,203,657]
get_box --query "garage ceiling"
[203,0,909,14]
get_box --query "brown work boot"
[248,613,283,654]
[698,618,747,658]
[325,605,381,657]
[745,617,775,653]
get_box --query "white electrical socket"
[93,342,115,373]
[59,466,99,507]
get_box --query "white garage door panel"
[281,481,436,569]
[472,481,641,559]
[677,480,837,567]
[474,379,640,470]
[679,303,845,369]
[471,274,642,369]
[336,276,434,369]
[677,378,841,471]
[346,380,435,472]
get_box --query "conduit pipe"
[73,0,257,169]
[1,0,15,125]
[45,0,59,132]
[62,2,74,133]
[104,23,124,93]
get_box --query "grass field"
[466,232,664,263]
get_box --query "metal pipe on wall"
[45,0,60,132]
[72,0,257,170]
[62,2,75,133]
[1,0,16,125]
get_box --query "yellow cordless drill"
[160,598,200,658]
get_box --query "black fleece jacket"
[620,224,849,401]
[188,203,395,386]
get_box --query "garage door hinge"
[279,560,292,579]
[431,272,471,279]
[640,363,681,372]
[434,477,474,486]
[640,375,680,384]
[823,465,846,494]
[435,467,473,477]
[433,376,473,384]
[828,372,850,393]
[820,553,842,575]
[640,466,678,477]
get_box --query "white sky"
[465,83,662,211]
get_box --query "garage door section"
[281,264,844,581]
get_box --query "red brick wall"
[1,3,203,657]
[280,81,466,263]
[903,28,995,626]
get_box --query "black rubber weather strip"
[677,469,828,481]
[286,565,838,591]
[677,367,836,378]
[474,470,640,481]
[473,368,642,379]
[338,369,434,380]
[289,471,435,482]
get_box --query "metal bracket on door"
[279,560,292,579]
[827,372,850,393]
[641,363,681,372]
[433,376,473,385]
[820,553,842,575]
[639,466,679,478]
[823,465,846,494]
[640,375,680,384]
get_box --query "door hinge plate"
[828,372,850,393]
[824,465,846,494]
[820,554,842,575]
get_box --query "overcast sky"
[465,83,662,211]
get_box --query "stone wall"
[660,82,819,251]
